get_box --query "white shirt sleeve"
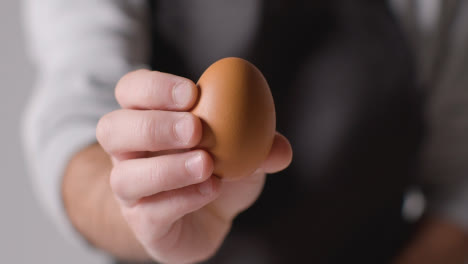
[20,0,150,252]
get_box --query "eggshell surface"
[191,57,276,180]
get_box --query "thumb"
[260,132,293,174]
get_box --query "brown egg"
[191,57,276,180]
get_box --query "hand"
[96,69,293,264]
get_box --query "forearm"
[62,143,150,262]
[393,216,468,264]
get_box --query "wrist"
[62,143,151,261]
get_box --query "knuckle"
[109,165,126,199]
[96,114,113,147]
[116,69,150,104]
[142,78,158,103]
[137,113,160,150]
[145,72,161,95]
[148,160,165,188]
[115,71,135,101]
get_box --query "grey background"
[1,1,108,263]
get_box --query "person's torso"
[147,1,424,263]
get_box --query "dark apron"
[117,0,425,263]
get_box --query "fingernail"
[174,115,193,144]
[254,168,264,174]
[198,180,212,196]
[173,82,193,107]
[185,153,203,179]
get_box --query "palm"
[155,172,266,263]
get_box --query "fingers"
[111,150,214,206]
[116,69,198,111]
[208,134,292,222]
[260,133,293,173]
[211,171,266,221]
[124,177,221,245]
[97,110,202,156]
